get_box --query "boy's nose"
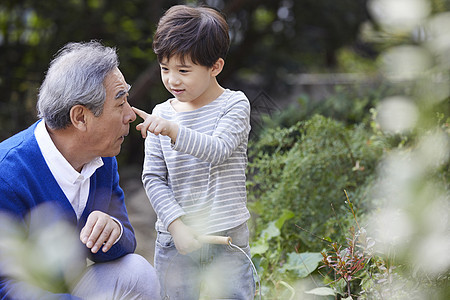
[168,74,181,86]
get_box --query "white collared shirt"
[34,120,104,220]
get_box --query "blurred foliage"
[246,0,450,298]
[0,203,85,298]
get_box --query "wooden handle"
[198,235,232,245]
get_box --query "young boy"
[132,4,255,299]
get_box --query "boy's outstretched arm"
[132,107,179,142]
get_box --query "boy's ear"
[211,58,225,77]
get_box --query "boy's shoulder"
[222,88,248,101]
[223,88,245,96]
[222,89,250,107]
[152,98,173,113]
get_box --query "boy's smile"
[171,88,185,96]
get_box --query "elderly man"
[0,41,159,299]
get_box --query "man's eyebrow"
[115,84,132,99]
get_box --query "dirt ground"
[120,166,157,264]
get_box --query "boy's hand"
[168,219,202,255]
[132,106,178,142]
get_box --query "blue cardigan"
[0,121,137,299]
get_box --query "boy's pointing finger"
[132,107,149,120]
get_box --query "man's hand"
[132,106,179,142]
[80,211,121,253]
[168,219,202,255]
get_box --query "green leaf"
[251,241,269,255]
[251,210,295,255]
[259,209,295,242]
[274,209,295,229]
[260,221,280,241]
[305,287,336,296]
[281,252,323,278]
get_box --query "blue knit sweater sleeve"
[81,156,137,262]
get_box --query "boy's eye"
[161,66,168,71]
[179,69,189,73]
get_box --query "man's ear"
[70,105,88,131]
[211,58,225,77]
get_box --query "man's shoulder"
[0,122,39,163]
[0,122,45,196]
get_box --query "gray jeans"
[155,222,255,300]
[73,253,160,300]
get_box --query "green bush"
[248,114,384,252]
[247,114,388,298]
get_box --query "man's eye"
[119,99,127,107]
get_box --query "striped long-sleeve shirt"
[142,89,251,234]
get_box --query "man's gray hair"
[37,41,119,129]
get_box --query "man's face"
[84,67,136,157]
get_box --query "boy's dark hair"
[153,5,230,67]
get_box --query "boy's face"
[159,55,223,109]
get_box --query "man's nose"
[124,102,136,123]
